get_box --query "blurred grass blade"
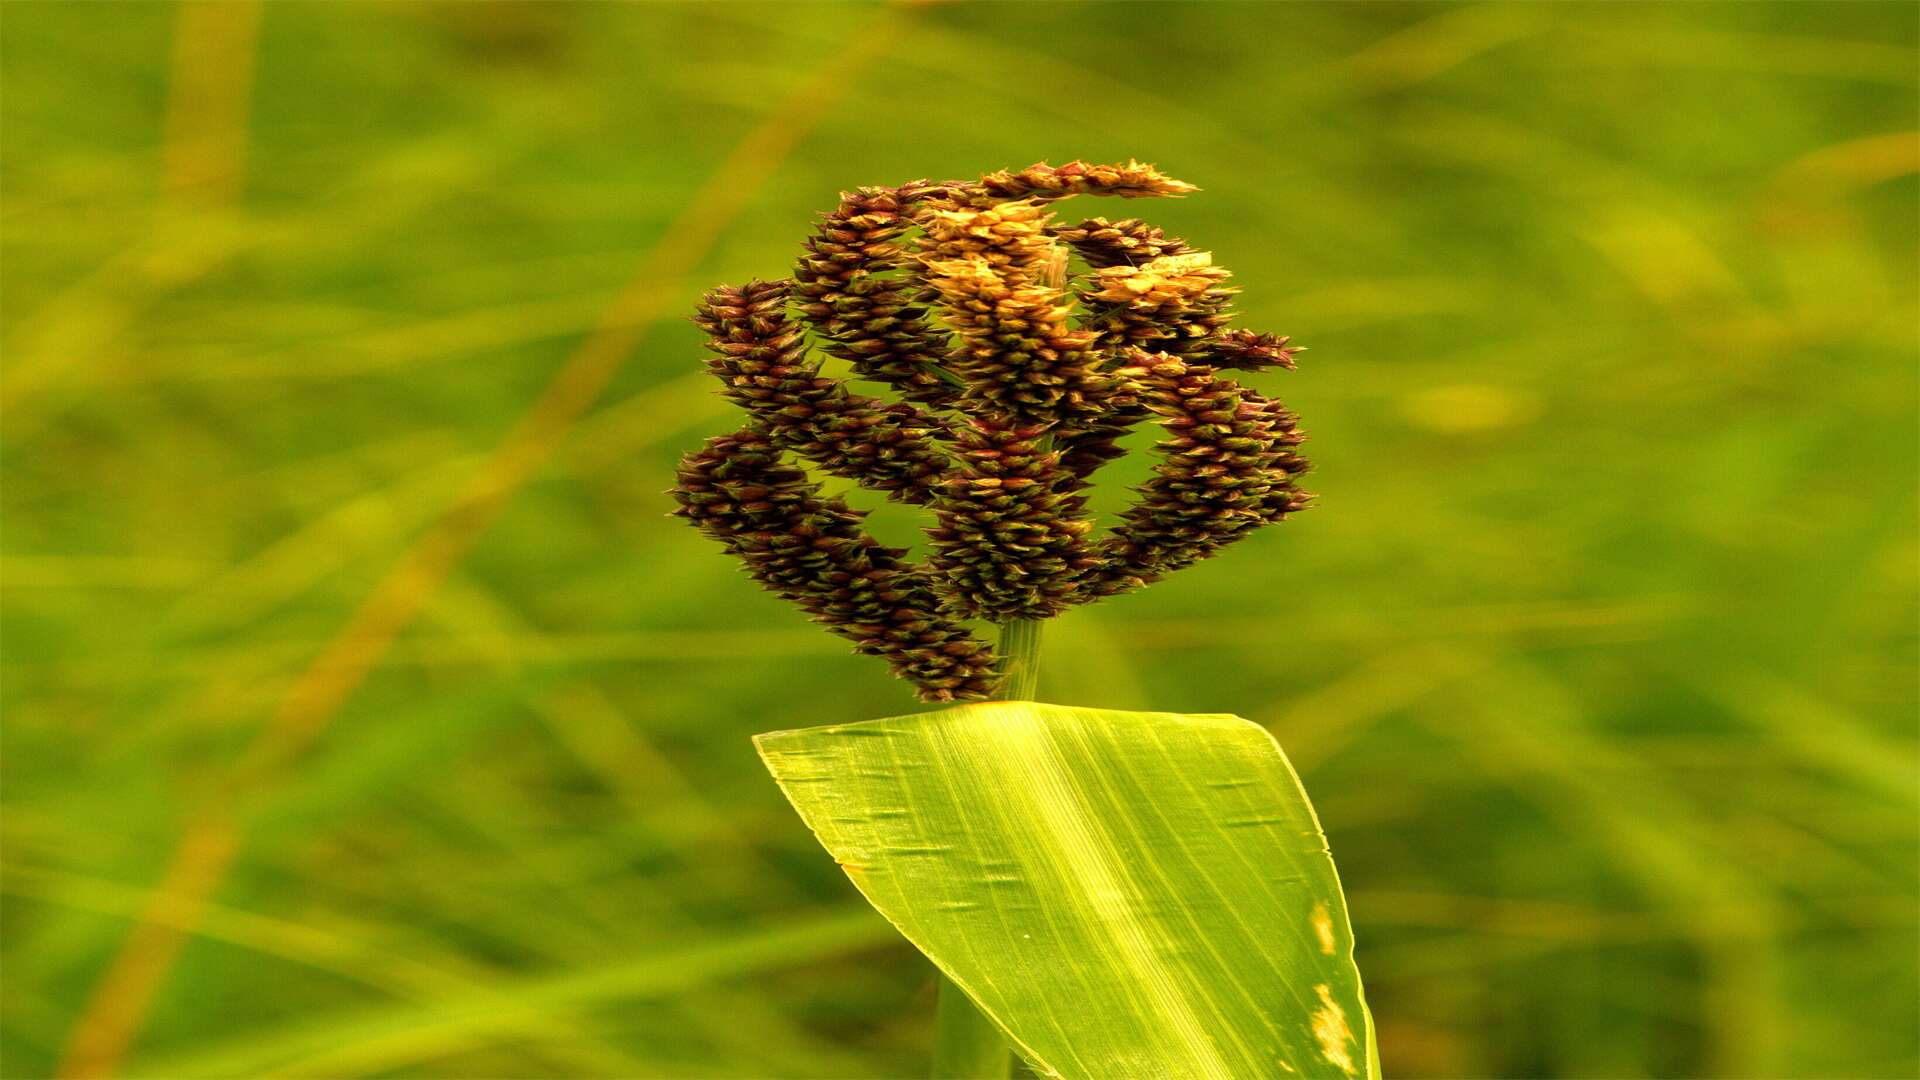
[756,701,1376,1080]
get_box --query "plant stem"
[995,618,1043,702]
[929,618,1042,1078]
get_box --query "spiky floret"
[1053,216,1195,269]
[912,199,1121,428]
[1083,354,1310,598]
[925,419,1098,622]
[1207,328,1301,371]
[916,199,1059,281]
[1054,218,1237,359]
[1081,252,1237,355]
[919,256,1116,428]
[694,281,953,504]
[791,186,960,409]
[1046,220,1235,486]
[671,429,998,701]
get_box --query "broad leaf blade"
[755,701,1376,1080]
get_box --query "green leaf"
[756,701,1377,1080]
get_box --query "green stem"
[995,618,1043,702]
[930,618,1042,1078]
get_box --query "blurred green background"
[3,2,1915,1077]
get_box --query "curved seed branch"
[1084,355,1310,599]
[793,186,965,410]
[1060,222,1236,356]
[972,159,1199,204]
[915,199,1118,429]
[696,281,954,505]
[672,428,999,701]
[925,419,1098,623]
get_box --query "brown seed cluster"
[1086,357,1310,597]
[673,429,999,701]
[925,419,1097,623]
[695,281,950,504]
[791,185,959,409]
[917,199,1115,428]
[671,161,1311,702]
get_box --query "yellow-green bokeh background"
[4,2,1915,1077]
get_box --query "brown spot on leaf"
[1312,901,1337,955]
[1312,983,1358,1077]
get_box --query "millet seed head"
[670,161,1310,702]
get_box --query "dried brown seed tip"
[1210,328,1301,371]
[1053,217,1194,268]
[977,160,1198,202]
